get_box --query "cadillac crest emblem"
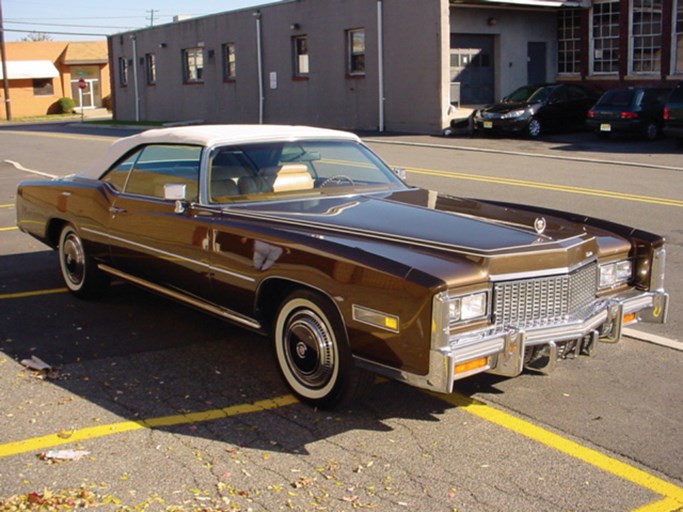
[534,217,547,235]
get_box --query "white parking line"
[364,138,683,173]
[4,160,58,179]
[623,328,683,351]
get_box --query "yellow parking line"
[0,204,15,208]
[633,497,683,512]
[406,167,683,208]
[0,288,67,300]
[436,391,683,510]
[0,226,18,232]
[0,380,680,509]
[0,395,299,458]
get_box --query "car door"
[101,143,213,300]
[565,85,595,127]
[539,86,569,132]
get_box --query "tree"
[21,32,52,42]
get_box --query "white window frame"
[628,0,663,75]
[590,0,621,75]
[558,9,581,75]
[672,0,683,75]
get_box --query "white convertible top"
[79,124,360,179]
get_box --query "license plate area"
[600,123,612,132]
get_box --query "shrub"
[102,95,112,111]
[56,97,76,114]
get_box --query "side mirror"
[164,183,187,200]
[164,183,189,214]
[393,167,407,181]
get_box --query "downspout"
[254,11,264,124]
[130,34,140,122]
[377,0,385,132]
[0,0,11,121]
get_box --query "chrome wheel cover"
[283,310,335,389]
[61,231,85,289]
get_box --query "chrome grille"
[493,264,598,329]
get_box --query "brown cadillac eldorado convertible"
[16,125,669,408]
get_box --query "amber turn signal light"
[455,357,488,376]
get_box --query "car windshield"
[504,85,551,104]
[208,140,405,204]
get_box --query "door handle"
[109,206,126,215]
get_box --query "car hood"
[226,188,620,281]
[479,101,532,114]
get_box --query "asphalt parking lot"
[1,124,682,511]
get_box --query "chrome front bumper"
[422,289,669,394]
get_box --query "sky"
[1,0,274,42]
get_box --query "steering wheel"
[320,175,355,188]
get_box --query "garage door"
[450,34,494,105]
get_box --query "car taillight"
[620,111,639,119]
[664,107,670,121]
[587,110,596,118]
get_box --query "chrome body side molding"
[98,264,262,331]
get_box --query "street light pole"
[0,0,13,121]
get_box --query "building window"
[183,47,204,83]
[292,36,309,77]
[32,78,54,96]
[558,10,581,74]
[146,53,156,85]
[223,43,236,80]
[347,29,365,76]
[118,57,128,86]
[675,0,683,74]
[591,0,620,74]
[631,0,662,73]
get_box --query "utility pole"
[146,9,159,27]
[0,0,12,121]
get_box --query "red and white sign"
[77,78,87,90]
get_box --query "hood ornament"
[534,217,547,235]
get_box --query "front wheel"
[58,224,109,298]
[273,290,372,408]
[526,118,542,138]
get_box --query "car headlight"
[501,109,528,120]
[435,290,489,326]
[599,260,633,289]
[448,293,488,323]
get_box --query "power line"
[6,16,144,21]
[6,20,138,29]
[1,27,110,37]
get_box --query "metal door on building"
[527,42,547,85]
[450,34,494,105]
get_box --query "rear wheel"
[58,224,109,298]
[273,290,372,408]
[644,122,658,141]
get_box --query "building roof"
[63,42,108,65]
[0,60,60,80]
